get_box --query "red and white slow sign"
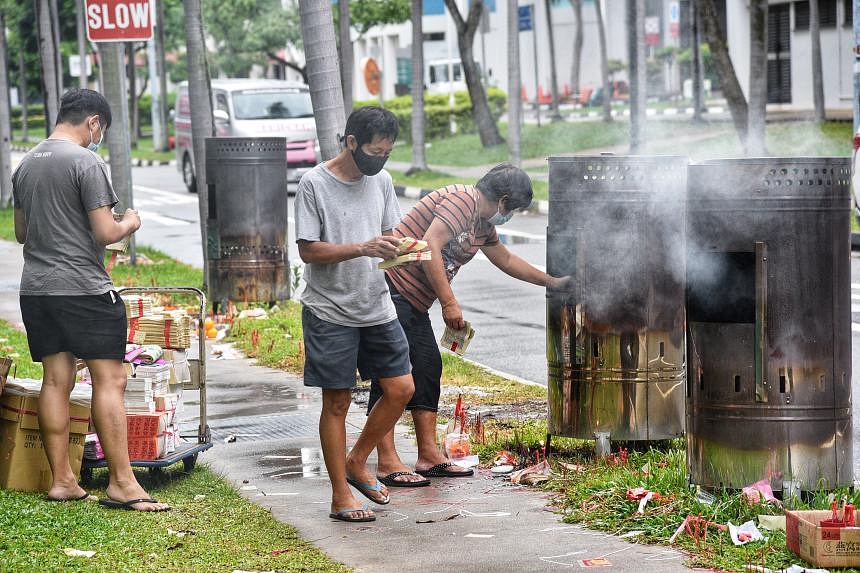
[85,0,154,42]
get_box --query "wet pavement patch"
[210,411,321,442]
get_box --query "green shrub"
[354,87,506,141]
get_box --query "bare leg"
[39,352,93,501]
[346,374,414,490]
[375,427,426,483]
[87,358,169,511]
[413,409,470,474]
[320,388,373,520]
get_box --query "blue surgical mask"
[87,122,104,153]
[488,203,514,226]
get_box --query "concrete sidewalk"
[0,240,693,572]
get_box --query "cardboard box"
[786,510,860,567]
[0,394,90,492]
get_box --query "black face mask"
[352,145,388,176]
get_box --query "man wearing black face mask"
[295,106,415,523]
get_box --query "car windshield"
[232,90,314,120]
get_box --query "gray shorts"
[301,306,411,389]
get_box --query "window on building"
[795,0,837,30]
[845,0,853,25]
[423,32,445,42]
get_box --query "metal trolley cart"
[81,287,212,483]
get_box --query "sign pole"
[532,5,540,128]
[100,42,136,265]
[86,0,155,266]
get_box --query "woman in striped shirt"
[368,164,570,485]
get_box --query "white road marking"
[136,209,191,227]
[132,185,198,204]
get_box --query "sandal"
[377,471,431,488]
[346,476,390,505]
[415,462,474,478]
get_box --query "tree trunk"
[628,0,646,151]
[443,0,503,147]
[76,0,87,88]
[0,11,13,207]
[408,0,428,173]
[810,0,825,122]
[691,0,705,122]
[127,43,139,148]
[339,0,353,115]
[299,0,346,161]
[154,0,170,151]
[507,0,522,167]
[747,0,768,155]
[19,51,28,143]
[544,0,562,121]
[570,0,583,98]
[184,0,215,283]
[36,0,60,133]
[595,0,612,122]
[50,0,62,94]
[700,0,748,146]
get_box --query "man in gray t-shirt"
[295,107,415,523]
[12,89,167,512]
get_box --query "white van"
[174,79,320,192]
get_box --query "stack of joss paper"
[127,310,193,349]
[378,237,432,269]
[106,213,130,253]
[124,377,155,413]
[123,295,153,319]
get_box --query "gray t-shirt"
[12,139,118,296]
[295,163,401,327]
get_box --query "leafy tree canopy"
[347,0,411,35]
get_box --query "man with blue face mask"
[366,163,571,486]
[12,89,167,511]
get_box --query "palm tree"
[0,8,12,207]
[544,0,562,122]
[810,0,825,122]
[627,0,646,151]
[700,0,748,145]
[507,0,521,167]
[36,0,59,132]
[299,0,346,161]
[595,0,611,122]
[747,0,768,155]
[408,0,428,173]
[339,0,353,115]
[442,0,504,147]
[184,0,215,281]
[569,0,583,98]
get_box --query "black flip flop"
[377,471,431,488]
[98,497,171,512]
[415,462,474,478]
[47,491,95,502]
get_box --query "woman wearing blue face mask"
[366,163,571,486]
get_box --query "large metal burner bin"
[205,137,290,305]
[546,156,688,441]
[686,158,852,492]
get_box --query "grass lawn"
[390,119,852,168]
[0,464,349,572]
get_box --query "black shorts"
[368,284,443,413]
[20,292,127,362]
[301,306,411,390]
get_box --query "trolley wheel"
[80,466,93,486]
[183,454,198,473]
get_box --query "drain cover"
[209,411,320,441]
